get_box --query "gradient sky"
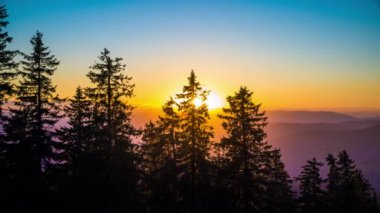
[4,0,380,112]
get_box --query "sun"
[206,91,223,109]
[193,97,203,108]
[192,91,224,109]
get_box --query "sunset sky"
[5,0,380,113]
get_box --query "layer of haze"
[5,0,380,114]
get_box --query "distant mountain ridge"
[265,114,380,194]
[266,110,375,123]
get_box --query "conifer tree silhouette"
[0,5,18,207]
[325,151,379,213]
[175,70,214,210]
[140,97,180,212]
[86,48,136,151]
[59,86,93,166]
[70,48,141,212]
[2,31,62,210]
[217,86,294,212]
[141,71,214,211]
[296,157,325,213]
[0,5,18,118]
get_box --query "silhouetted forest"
[0,5,378,212]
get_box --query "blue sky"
[3,0,380,111]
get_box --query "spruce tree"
[74,48,140,212]
[141,98,180,171]
[140,97,181,212]
[142,98,180,173]
[175,70,214,210]
[335,151,362,212]
[0,5,18,208]
[59,86,93,166]
[141,121,162,174]
[8,31,61,171]
[158,97,181,165]
[217,86,293,212]
[2,31,62,210]
[86,48,135,151]
[326,151,379,213]
[0,5,18,118]
[263,149,295,212]
[325,153,339,211]
[296,157,325,213]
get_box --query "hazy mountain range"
[133,109,380,193]
[264,111,380,193]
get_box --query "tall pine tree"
[296,157,325,213]
[2,31,62,210]
[217,86,294,212]
[0,5,18,208]
[175,70,214,210]
[86,48,135,151]
[71,48,141,212]
[0,5,18,118]
[325,153,339,212]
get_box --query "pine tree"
[86,48,135,151]
[263,149,295,212]
[326,151,379,213]
[325,153,339,211]
[140,97,181,212]
[59,86,93,166]
[0,5,18,118]
[296,157,325,213]
[142,98,180,182]
[158,97,181,165]
[175,70,214,210]
[72,48,141,212]
[335,150,361,212]
[0,5,18,209]
[217,86,293,212]
[353,170,379,213]
[2,31,62,210]
[141,98,180,171]
[9,31,61,169]
[141,121,162,175]
[218,86,267,212]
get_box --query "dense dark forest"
[0,5,378,212]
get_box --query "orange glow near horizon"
[53,64,380,114]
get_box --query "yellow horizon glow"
[54,47,380,113]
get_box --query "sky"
[4,0,380,113]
